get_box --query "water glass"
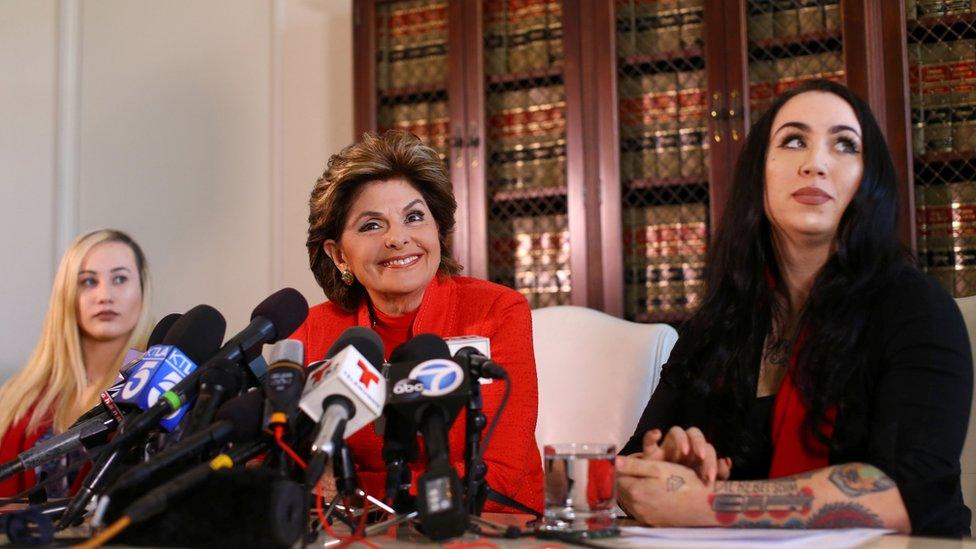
[540,443,617,534]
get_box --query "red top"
[0,408,49,496]
[290,275,544,513]
[769,330,837,478]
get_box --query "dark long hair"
[669,80,905,460]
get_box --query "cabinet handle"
[713,130,723,143]
[467,136,481,148]
[451,135,464,148]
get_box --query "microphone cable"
[474,375,512,466]
[273,425,307,470]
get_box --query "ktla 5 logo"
[409,359,464,397]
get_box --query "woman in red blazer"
[291,130,543,513]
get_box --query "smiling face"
[76,240,144,343]
[324,178,441,314]
[764,91,864,245]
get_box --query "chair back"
[531,306,678,456]
[954,295,976,535]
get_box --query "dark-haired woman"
[616,80,972,536]
[290,130,543,513]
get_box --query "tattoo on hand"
[828,464,895,498]
[666,475,685,492]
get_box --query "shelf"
[618,47,704,69]
[916,151,976,165]
[378,84,447,105]
[908,11,976,43]
[492,186,567,202]
[486,66,563,89]
[626,177,709,190]
[747,31,843,61]
[908,11,976,31]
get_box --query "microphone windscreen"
[215,389,265,442]
[389,333,450,363]
[268,339,303,366]
[148,313,182,347]
[325,326,384,366]
[162,304,227,364]
[200,358,245,396]
[251,288,309,343]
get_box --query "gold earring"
[341,269,354,286]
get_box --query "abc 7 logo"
[392,359,464,398]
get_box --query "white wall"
[0,0,60,381]
[0,0,353,381]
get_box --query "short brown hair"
[307,130,462,311]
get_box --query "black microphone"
[106,288,308,458]
[385,334,470,540]
[58,305,227,528]
[181,358,247,436]
[104,389,264,499]
[453,346,508,380]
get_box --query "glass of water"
[539,443,617,535]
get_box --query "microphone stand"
[318,438,395,533]
[463,372,488,516]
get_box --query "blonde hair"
[306,130,461,311]
[0,229,153,439]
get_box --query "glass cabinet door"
[907,1,976,297]
[746,0,844,123]
[482,0,572,308]
[375,0,452,160]
[616,0,710,323]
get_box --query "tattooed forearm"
[828,464,895,498]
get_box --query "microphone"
[70,313,183,428]
[0,413,116,483]
[58,305,227,528]
[385,334,470,540]
[386,335,470,457]
[453,346,508,381]
[181,358,247,436]
[104,389,264,500]
[263,340,306,432]
[108,288,308,455]
[299,328,386,486]
[113,344,204,432]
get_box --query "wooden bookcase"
[353,0,976,322]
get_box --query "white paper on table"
[615,526,892,548]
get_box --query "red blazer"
[290,275,544,513]
[0,408,49,496]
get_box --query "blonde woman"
[0,229,152,496]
